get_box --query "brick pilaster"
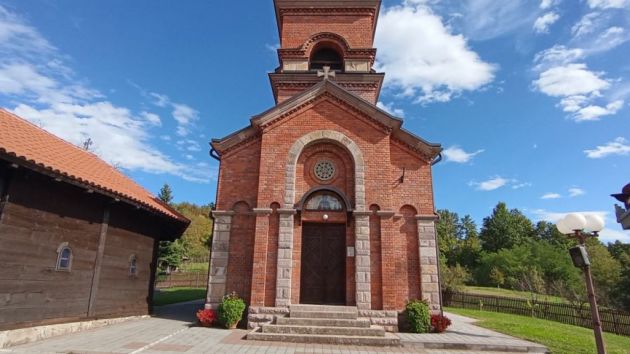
[377,211,397,310]
[250,208,272,307]
[275,208,296,307]
[416,215,441,313]
[206,211,235,309]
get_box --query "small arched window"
[56,243,72,271]
[310,47,343,71]
[129,255,138,277]
[305,192,344,211]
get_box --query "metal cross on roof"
[317,66,336,80]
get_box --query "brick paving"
[4,301,547,354]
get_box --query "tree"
[479,202,534,252]
[534,221,571,249]
[158,184,174,204]
[174,202,214,259]
[457,215,482,269]
[586,238,622,306]
[436,209,460,266]
[158,239,186,272]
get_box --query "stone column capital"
[277,208,297,215]
[415,214,439,222]
[252,208,273,215]
[376,210,396,218]
[212,210,236,217]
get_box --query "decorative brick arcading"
[206,211,235,309]
[275,208,296,307]
[416,215,441,313]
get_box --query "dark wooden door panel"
[300,223,346,305]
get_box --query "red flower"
[196,309,217,327]
[431,314,452,333]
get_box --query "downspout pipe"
[431,152,443,166]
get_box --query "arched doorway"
[298,188,348,305]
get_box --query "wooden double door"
[300,223,346,305]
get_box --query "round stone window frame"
[313,159,336,182]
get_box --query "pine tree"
[158,184,174,204]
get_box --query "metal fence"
[444,291,630,337]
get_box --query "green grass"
[446,307,630,354]
[179,262,209,272]
[153,287,206,306]
[462,286,567,303]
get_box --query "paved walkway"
[5,301,547,354]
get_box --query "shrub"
[196,309,216,327]
[431,314,452,333]
[405,299,431,333]
[218,292,246,329]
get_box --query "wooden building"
[0,109,189,331]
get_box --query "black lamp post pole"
[575,231,606,354]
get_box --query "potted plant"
[218,292,246,329]
[196,308,217,327]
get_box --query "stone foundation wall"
[247,306,290,329]
[358,310,399,332]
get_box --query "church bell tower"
[270,0,384,104]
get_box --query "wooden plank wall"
[93,203,156,318]
[0,168,162,330]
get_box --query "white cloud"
[573,100,624,121]
[140,111,161,126]
[599,228,630,243]
[540,0,555,9]
[172,103,198,126]
[590,26,630,53]
[534,46,585,71]
[568,188,586,197]
[458,0,540,40]
[470,176,508,191]
[376,101,405,117]
[587,0,630,9]
[533,63,610,97]
[443,146,485,163]
[0,4,210,183]
[584,137,630,158]
[375,2,496,103]
[572,12,601,37]
[533,12,560,34]
[265,43,280,52]
[149,92,169,107]
[541,193,562,199]
[512,182,532,189]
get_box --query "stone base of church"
[246,306,400,332]
[247,307,290,329]
[358,310,399,332]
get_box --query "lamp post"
[556,213,607,354]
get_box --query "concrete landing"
[399,312,549,353]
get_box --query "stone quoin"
[206,0,443,332]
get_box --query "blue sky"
[0,0,628,243]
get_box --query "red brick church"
[207,0,443,331]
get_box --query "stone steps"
[262,324,385,336]
[248,329,401,346]
[276,317,371,328]
[290,310,357,319]
[247,304,401,347]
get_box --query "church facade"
[207,0,443,331]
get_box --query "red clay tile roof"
[0,108,189,224]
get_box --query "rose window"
[314,160,335,181]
